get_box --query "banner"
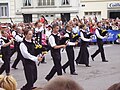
[78,30,120,42]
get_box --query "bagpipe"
[34,43,48,66]
[72,33,80,42]
[86,33,94,39]
[59,37,70,45]
[101,29,109,37]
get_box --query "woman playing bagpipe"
[19,28,43,90]
[75,24,93,67]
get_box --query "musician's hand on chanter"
[38,56,43,62]
[104,36,108,39]
[62,45,67,48]
[75,42,78,45]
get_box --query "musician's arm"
[80,32,91,42]
[95,29,105,39]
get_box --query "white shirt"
[0,36,10,49]
[80,30,91,42]
[20,40,38,62]
[15,34,23,42]
[95,28,105,39]
[48,33,57,47]
[35,27,44,33]
[12,30,17,37]
[46,29,52,38]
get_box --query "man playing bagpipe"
[45,24,66,81]
[62,25,78,75]
[0,28,14,76]
[11,27,24,69]
[34,22,47,63]
[91,22,108,62]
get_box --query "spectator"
[0,75,17,90]
[43,76,84,90]
[107,82,120,90]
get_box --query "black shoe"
[41,61,47,64]
[102,60,108,62]
[91,55,94,61]
[63,68,66,73]
[71,72,78,75]
[12,67,18,69]
[45,76,50,81]
[32,87,37,89]
[86,64,91,67]
[76,62,79,65]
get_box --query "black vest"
[22,38,35,64]
[1,37,10,55]
[96,28,103,41]
[66,31,73,42]
[80,30,88,43]
[50,34,60,53]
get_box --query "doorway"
[61,13,70,24]
[23,14,32,23]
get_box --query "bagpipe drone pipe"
[72,34,80,42]
[59,37,70,45]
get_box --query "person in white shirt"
[45,24,66,81]
[0,30,14,75]
[20,29,42,90]
[11,27,24,69]
[91,22,108,62]
[75,24,92,67]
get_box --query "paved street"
[1,44,120,90]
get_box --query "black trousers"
[21,60,37,90]
[0,53,10,74]
[62,47,75,74]
[92,40,106,61]
[12,48,21,68]
[45,51,62,81]
[10,41,18,57]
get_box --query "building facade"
[0,0,120,23]
[0,0,15,23]
[80,0,120,20]
[14,0,80,23]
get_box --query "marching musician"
[10,24,18,57]
[20,29,43,90]
[0,29,14,75]
[91,22,108,62]
[75,24,92,67]
[62,25,78,75]
[45,24,66,81]
[11,27,24,69]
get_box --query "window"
[23,0,31,6]
[81,4,85,7]
[85,12,88,15]
[62,0,70,5]
[51,15,54,17]
[38,0,55,6]
[0,3,9,17]
[46,15,49,17]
